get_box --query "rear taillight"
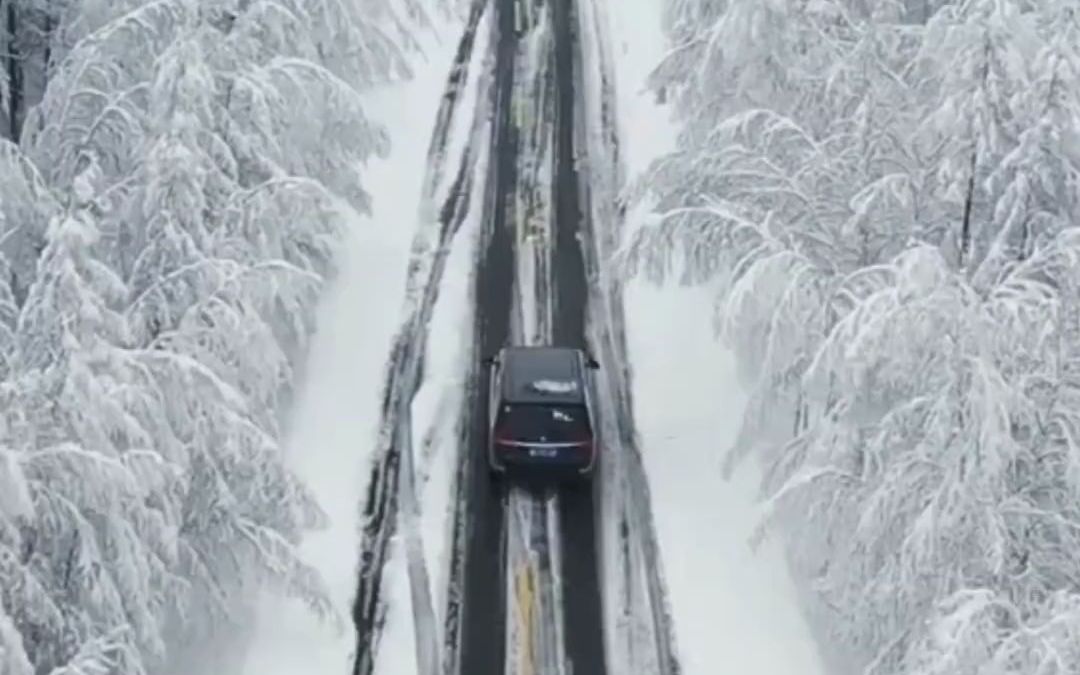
[580,434,594,453]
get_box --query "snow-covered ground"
[604,0,672,181]
[238,27,465,675]
[626,282,826,675]
[373,171,480,675]
[610,0,827,673]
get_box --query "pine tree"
[643,0,1080,671]
[0,0,427,670]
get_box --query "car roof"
[500,346,586,405]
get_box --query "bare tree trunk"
[959,148,977,267]
[960,39,992,272]
[42,10,51,78]
[4,0,21,140]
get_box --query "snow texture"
[0,2,415,672]
[626,280,827,675]
[502,3,573,672]
[552,409,574,423]
[605,1,827,673]
[579,1,682,673]
[349,4,492,673]
[528,379,579,395]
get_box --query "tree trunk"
[42,10,51,79]
[959,148,977,268]
[4,0,21,140]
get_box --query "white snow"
[373,21,490,675]
[375,193,481,675]
[551,409,573,423]
[237,25,464,675]
[605,0,678,179]
[239,2,828,674]
[377,95,487,675]
[608,0,827,673]
[626,281,826,675]
[528,379,579,395]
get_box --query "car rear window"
[495,404,591,444]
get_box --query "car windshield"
[495,404,591,444]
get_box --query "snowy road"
[343,0,824,674]
[430,0,615,674]
[455,0,608,673]
[238,1,828,675]
[351,2,492,672]
[372,1,673,674]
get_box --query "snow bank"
[626,281,826,675]
[238,25,463,675]
[371,19,490,675]
[604,0,677,178]
[376,115,486,675]
[608,0,827,672]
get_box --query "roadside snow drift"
[238,27,463,675]
[609,0,828,672]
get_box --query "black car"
[484,346,600,481]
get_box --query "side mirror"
[482,355,498,366]
[586,357,600,369]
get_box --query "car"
[484,346,600,482]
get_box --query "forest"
[0,1,443,673]
[5,0,1080,673]
[632,0,1080,672]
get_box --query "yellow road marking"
[515,562,537,675]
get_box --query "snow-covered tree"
[0,0,432,670]
[5,194,184,673]
[913,0,1040,272]
[640,0,1080,671]
[0,597,32,675]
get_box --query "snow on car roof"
[528,379,579,394]
[501,347,586,404]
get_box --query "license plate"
[529,447,558,458]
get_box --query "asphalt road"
[458,0,607,673]
[354,0,609,672]
[549,0,608,671]
[455,0,517,671]
[352,2,490,672]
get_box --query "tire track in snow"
[352,5,492,673]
